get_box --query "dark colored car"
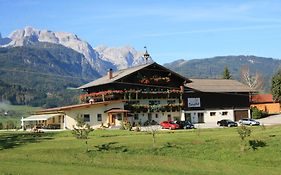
[160,121,180,130]
[175,121,195,129]
[217,119,238,127]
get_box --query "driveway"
[257,114,281,126]
[194,122,220,129]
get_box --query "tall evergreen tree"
[222,66,231,79]
[271,69,281,101]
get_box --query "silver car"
[238,118,260,126]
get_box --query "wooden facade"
[183,92,250,111]
[77,62,190,127]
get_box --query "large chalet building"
[22,61,254,129]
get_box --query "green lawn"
[0,105,41,128]
[0,126,281,175]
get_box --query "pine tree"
[271,69,281,101]
[222,66,231,79]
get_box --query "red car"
[160,121,180,130]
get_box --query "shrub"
[237,125,251,140]
[251,107,268,119]
[237,125,251,152]
[4,120,15,130]
[120,121,132,131]
[72,115,93,139]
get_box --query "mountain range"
[0,26,152,75]
[1,26,280,107]
[0,27,152,107]
[164,55,281,92]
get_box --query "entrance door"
[110,114,116,125]
[185,113,191,122]
[198,113,204,123]
[167,114,172,121]
[234,110,248,121]
[148,113,152,121]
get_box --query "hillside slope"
[164,55,281,92]
[0,43,100,107]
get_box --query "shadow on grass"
[249,140,267,150]
[92,142,128,152]
[0,132,55,150]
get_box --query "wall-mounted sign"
[187,98,201,107]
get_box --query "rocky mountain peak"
[95,45,152,70]
[0,26,152,75]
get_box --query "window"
[222,111,228,116]
[97,114,102,122]
[167,100,176,105]
[198,113,204,123]
[134,114,139,120]
[210,112,216,116]
[155,114,158,118]
[84,114,90,122]
[149,100,160,105]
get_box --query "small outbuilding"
[250,94,280,114]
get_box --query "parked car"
[160,121,180,130]
[217,119,238,127]
[238,118,260,126]
[175,121,195,129]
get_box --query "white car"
[238,118,260,126]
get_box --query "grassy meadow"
[0,105,41,128]
[0,125,281,175]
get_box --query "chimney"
[108,68,113,79]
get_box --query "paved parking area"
[257,114,281,126]
[137,115,281,131]
[194,122,219,129]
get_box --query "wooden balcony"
[80,89,183,103]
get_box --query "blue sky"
[1,0,281,64]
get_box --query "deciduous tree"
[72,115,94,152]
[240,65,263,91]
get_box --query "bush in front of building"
[120,121,132,131]
[251,107,268,119]
[2,120,16,130]
[72,115,93,139]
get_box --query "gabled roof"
[187,79,255,93]
[79,62,155,89]
[251,94,276,103]
[79,62,190,89]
